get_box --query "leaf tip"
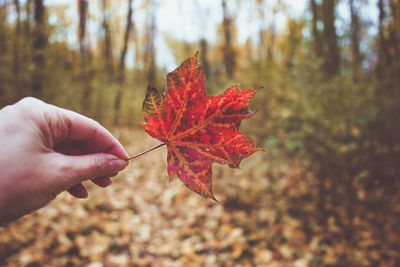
[209,194,219,203]
[201,189,218,202]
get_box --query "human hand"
[0,97,129,224]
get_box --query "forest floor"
[0,128,398,267]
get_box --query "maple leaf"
[141,52,260,199]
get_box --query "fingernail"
[77,187,88,198]
[102,178,112,187]
[82,191,89,198]
[109,159,128,172]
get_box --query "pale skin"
[0,97,129,224]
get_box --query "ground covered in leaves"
[1,129,398,266]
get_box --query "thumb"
[53,153,129,189]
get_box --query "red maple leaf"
[140,53,260,199]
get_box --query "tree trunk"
[12,0,25,100]
[0,1,7,56]
[32,0,46,98]
[377,0,387,78]
[221,0,236,79]
[102,0,113,78]
[114,0,134,125]
[78,0,88,56]
[14,0,21,35]
[25,0,31,35]
[146,2,156,86]
[389,0,400,79]
[310,0,323,57]
[78,0,91,114]
[119,0,133,83]
[350,0,362,83]
[0,1,7,102]
[193,0,210,77]
[322,0,340,77]
[13,0,21,74]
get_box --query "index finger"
[52,106,129,159]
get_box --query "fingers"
[91,176,112,187]
[13,98,128,159]
[53,153,128,190]
[50,105,129,159]
[67,183,88,198]
[67,176,113,199]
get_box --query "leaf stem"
[126,143,166,161]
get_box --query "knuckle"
[53,154,111,188]
[17,97,42,109]
[13,97,45,119]
[0,104,13,112]
[91,157,108,176]
[52,159,75,188]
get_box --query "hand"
[0,97,129,224]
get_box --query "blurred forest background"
[1,0,400,266]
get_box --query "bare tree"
[350,0,362,82]
[322,0,340,76]
[221,0,236,79]
[195,0,210,78]
[78,0,92,113]
[32,0,46,98]
[102,0,113,78]
[310,0,323,57]
[14,0,21,34]
[377,0,400,80]
[146,1,157,86]
[25,0,31,35]
[119,0,134,83]
[78,0,88,56]
[114,0,134,125]
[0,1,8,54]
[389,0,400,78]
[0,1,8,101]
[13,0,21,74]
[377,0,386,79]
